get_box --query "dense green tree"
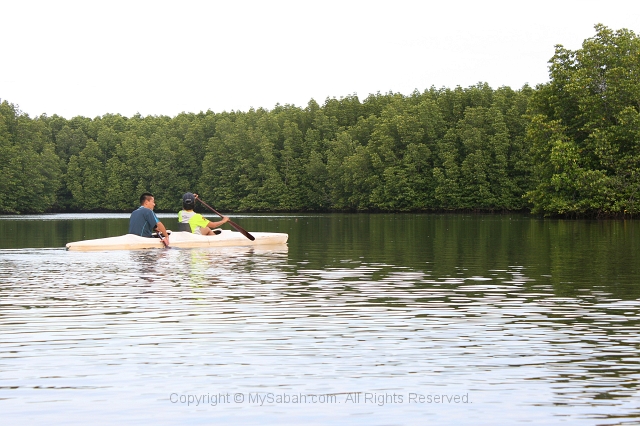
[457,107,514,209]
[54,126,88,163]
[13,26,640,215]
[326,131,376,210]
[0,102,62,213]
[201,116,251,209]
[527,24,640,216]
[96,127,121,163]
[279,120,306,210]
[368,97,444,210]
[66,140,106,210]
[241,112,284,210]
[435,83,494,125]
[0,103,19,212]
[433,129,463,209]
[1,81,534,214]
[323,95,363,128]
[104,156,135,211]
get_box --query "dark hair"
[140,192,154,205]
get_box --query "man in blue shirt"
[128,193,170,246]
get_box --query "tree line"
[1,25,638,217]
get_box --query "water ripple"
[0,247,639,425]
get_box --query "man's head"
[182,192,196,210]
[140,192,155,209]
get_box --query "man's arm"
[156,221,170,246]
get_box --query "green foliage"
[66,140,106,210]
[0,101,62,213]
[0,84,535,214]
[527,24,640,216]
[3,24,636,216]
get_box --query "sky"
[2,0,640,119]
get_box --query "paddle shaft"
[196,198,255,241]
[157,231,169,247]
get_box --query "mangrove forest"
[1,25,639,217]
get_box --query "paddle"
[157,231,169,248]
[196,197,256,241]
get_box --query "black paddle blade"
[195,197,255,241]
[229,220,255,241]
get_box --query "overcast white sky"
[2,0,640,119]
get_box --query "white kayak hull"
[66,230,288,251]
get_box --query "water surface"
[1,213,639,425]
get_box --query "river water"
[1,213,639,425]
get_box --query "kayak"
[66,229,288,251]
